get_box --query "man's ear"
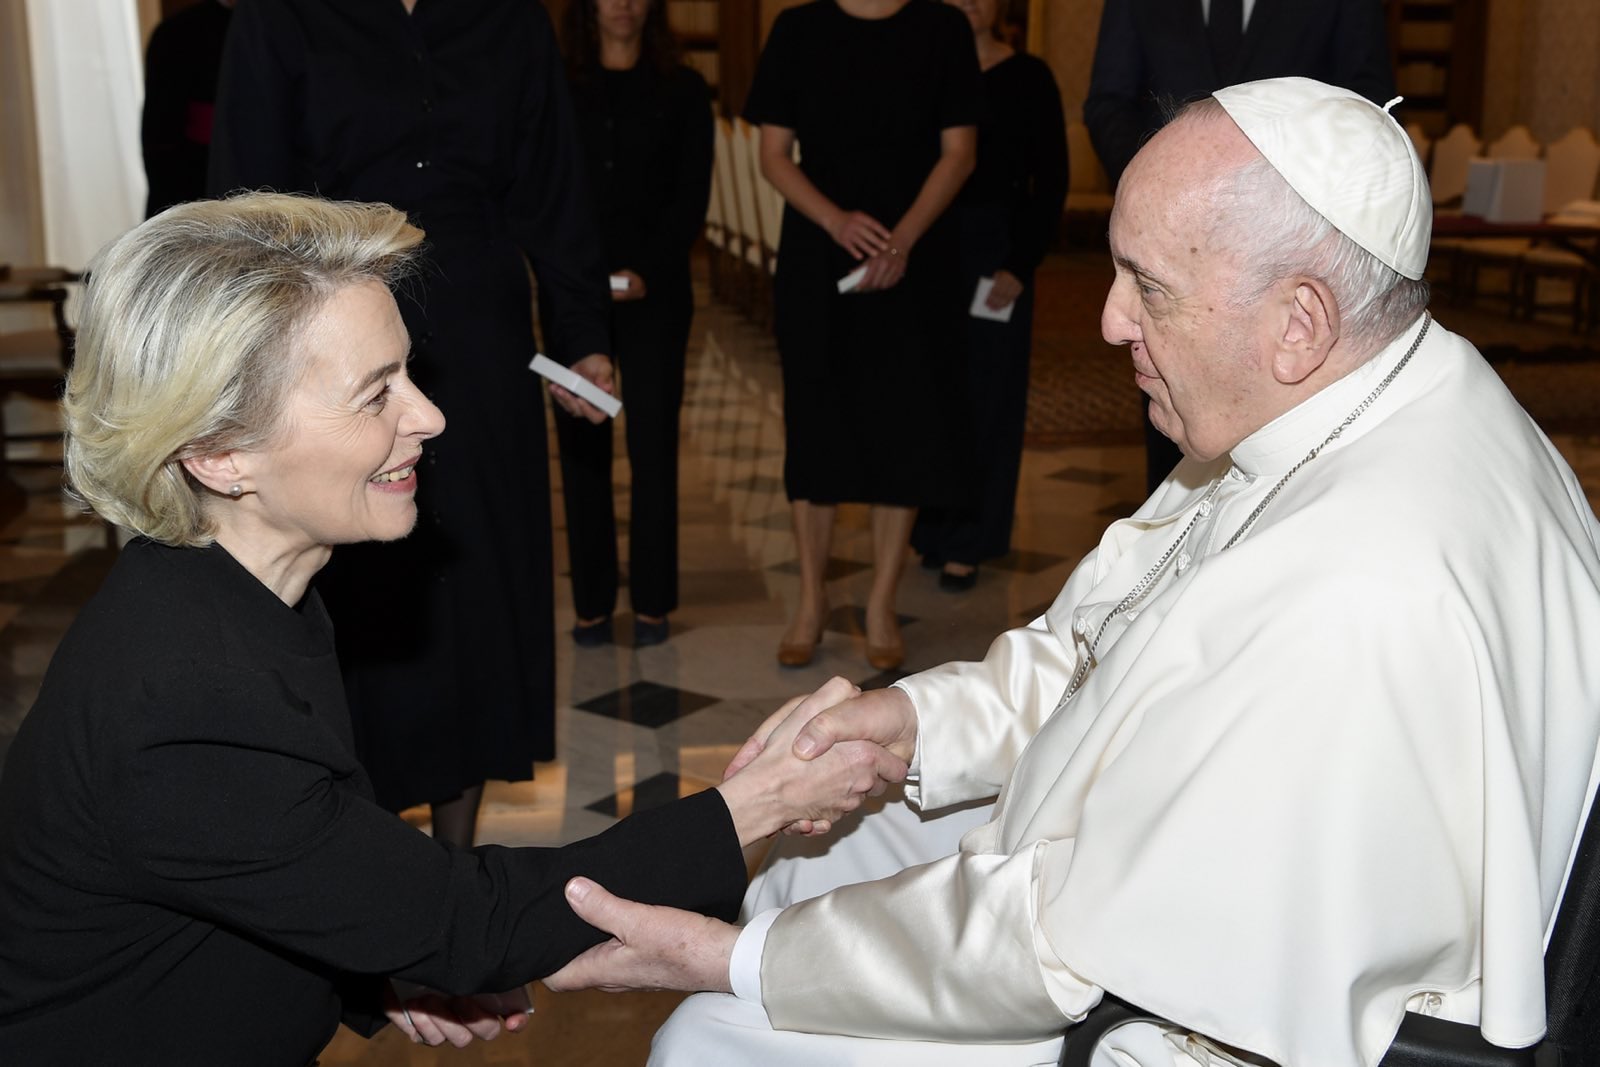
[180,451,248,498]
[1273,278,1339,385]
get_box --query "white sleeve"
[729,908,782,1005]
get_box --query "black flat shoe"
[939,566,978,592]
[920,553,943,571]
[633,616,669,647]
[572,617,613,647]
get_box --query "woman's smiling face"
[240,280,445,552]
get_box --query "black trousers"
[555,290,691,620]
[912,206,1034,565]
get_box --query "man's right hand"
[791,685,918,765]
[721,682,918,836]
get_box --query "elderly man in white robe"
[544,77,1600,1067]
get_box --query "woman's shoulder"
[989,52,1061,93]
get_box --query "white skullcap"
[1214,77,1431,280]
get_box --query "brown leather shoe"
[777,615,826,668]
[865,637,905,671]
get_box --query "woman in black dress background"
[555,0,713,649]
[745,0,980,671]
[209,0,615,846]
[913,0,1068,590]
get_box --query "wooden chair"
[713,117,753,313]
[1515,127,1600,328]
[0,269,77,524]
[1424,124,1481,299]
[704,108,734,302]
[1455,124,1547,307]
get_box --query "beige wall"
[0,0,43,268]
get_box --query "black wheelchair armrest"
[1379,1013,1537,1067]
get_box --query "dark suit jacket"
[0,540,745,1066]
[1084,0,1395,184]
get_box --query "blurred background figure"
[555,0,713,649]
[745,0,980,672]
[139,0,233,218]
[913,0,1068,592]
[1083,0,1395,495]
[208,0,616,848]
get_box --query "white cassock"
[652,315,1600,1067]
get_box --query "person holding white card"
[208,0,618,850]
[553,0,714,649]
[745,0,981,671]
[912,0,1068,592]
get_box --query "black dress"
[553,62,713,621]
[743,0,981,507]
[0,540,744,1066]
[912,53,1069,566]
[208,0,611,811]
[140,0,232,217]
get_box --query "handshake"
[544,676,920,998]
[714,676,918,847]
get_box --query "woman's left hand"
[855,241,909,293]
[383,983,532,1047]
[986,269,1024,310]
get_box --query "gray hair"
[1181,99,1430,355]
[64,192,424,546]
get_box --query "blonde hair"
[64,192,424,546]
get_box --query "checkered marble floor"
[4,264,1600,1065]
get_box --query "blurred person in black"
[140,0,233,217]
[208,0,617,847]
[554,0,713,649]
[1083,0,1394,495]
[745,0,980,672]
[912,0,1068,592]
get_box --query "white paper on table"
[836,265,868,293]
[969,277,1015,322]
[529,353,622,418]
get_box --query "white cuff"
[729,907,783,1005]
[889,681,923,780]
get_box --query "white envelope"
[529,354,622,418]
[970,277,1015,322]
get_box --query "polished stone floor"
[2,255,1600,1064]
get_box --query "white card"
[969,277,1015,322]
[836,265,868,293]
[529,353,622,418]
[608,274,630,292]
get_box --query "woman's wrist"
[714,776,779,848]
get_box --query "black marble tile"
[576,681,720,729]
[854,666,912,689]
[988,549,1070,574]
[768,557,870,582]
[30,548,118,605]
[583,770,717,818]
[1046,466,1121,486]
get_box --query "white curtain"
[23,0,146,272]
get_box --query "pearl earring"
[228,485,243,498]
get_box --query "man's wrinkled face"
[1100,117,1279,463]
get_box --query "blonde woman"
[0,194,903,1064]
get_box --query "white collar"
[1229,314,1430,477]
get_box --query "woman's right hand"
[715,677,907,846]
[827,209,892,261]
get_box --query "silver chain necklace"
[1060,312,1432,704]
